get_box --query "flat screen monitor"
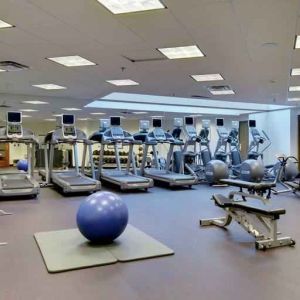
[7,112,21,123]
[153,118,162,128]
[185,117,194,125]
[216,118,224,126]
[249,120,256,128]
[110,117,121,126]
[62,114,75,125]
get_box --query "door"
[0,143,10,168]
[239,121,249,161]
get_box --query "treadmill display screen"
[7,112,21,123]
[185,117,194,125]
[111,117,121,126]
[153,119,162,128]
[216,118,224,126]
[63,115,74,125]
[249,120,256,128]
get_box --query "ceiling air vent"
[122,55,167,63]
[121,111,133,115]
[0,61,29,71]
[0,101,12,108]
[208,85,232,92]
[191,95,211,99]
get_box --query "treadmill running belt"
[2,178,33,189]
[146,170,194,180]
[57,175,96,186]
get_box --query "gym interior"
[1,1,300,299]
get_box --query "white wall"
[249,109,292,165]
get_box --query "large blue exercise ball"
[16,159,28,172]
[76,192,129,244]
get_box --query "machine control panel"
[61,114,77,139]
[6,112,23,138]
[111,127,124,140]
[153,128,166,141]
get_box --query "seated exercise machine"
[42,115,101,194]
[200,178,295,250]
[135,118,197,188]
[0,112,40,198]
[90,117,153,191]
[173,117,228,184]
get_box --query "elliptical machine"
[173,117,229,184]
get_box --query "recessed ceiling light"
[295,35,300,49]
[291,68,300,76]
[157,45,204,59]
[45,118,56,121]
[22,115,32,118]
[22,100,49,105]
[19,109,38,112]
[62,108,82,111]
[0,19,14,29]
[96,0,165,14]
[33,84,67,90]
[90,112,106,115]
[191,74,224,82]
[47,55,96,67]
[288,98,300,101]
[106,79,139,86]
[78,118,91,121]
[52,114,62,117]
[0,69,6,72]
[289,86,300,91]
[152,116,164,118]
[209,90,235,95]
[133,111,147,114]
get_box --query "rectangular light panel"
[158,45,204,59]
[0,19,13,28]
[289,86,300,91]
[291,68,300,76]
[90,112,106,115]
[22,100,49,105]
[191,74,224,82]
[288,98,300,101]
[97,0,165,14]
[295,35,300,49]
[106,79,139,86]
[47,55,96,67]
[61,108,82,111]
[33,84,66,90]
[19,109,38,112]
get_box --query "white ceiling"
[0,0,300,120]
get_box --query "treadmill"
[43,114,101,194]
[90,117,153,191]
[135,118,197,188]
[0,112,40,198]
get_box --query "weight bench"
[200,180,295,250]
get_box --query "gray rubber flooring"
[1,184,300,300]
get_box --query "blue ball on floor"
[16,159,28,172]
[76,192,129,244]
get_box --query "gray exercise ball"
[283,159,298,181]
[205,160,229,184]
[240,159,264,182]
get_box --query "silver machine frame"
[200,179,295,250]
[42,115,101,194]
[0,111,40,198]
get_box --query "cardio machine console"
[6,112,23,138]
[111,127,124,140]
[60,115,77,139]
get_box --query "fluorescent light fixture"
[106,79,139,86]
[191,74,224,82]
[33,84,66,90]
[52,114,62,117]
[152,116,164,118]
[19,109,38,112]
[90,112,106,115]
[0,19,13,29]
[295,35,300,49]
[158,45,204,59]
[78,118,91,121]
[22,115,32,118]
[97,0,165,14]
[45,118,56,121]
[288,98,300,101]
[62,108,82,111]
[0,69,6,72]
[133,111,147,114]
[47,55,96,67]
[289,86,300,91]
[291,68,300,76]
[22,100,49,105]
[209,90,235,95]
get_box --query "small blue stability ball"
[16,159,28,172]
[76,192,129,244]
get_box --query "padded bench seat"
[220,179,276,191]
[212,194,286,218]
